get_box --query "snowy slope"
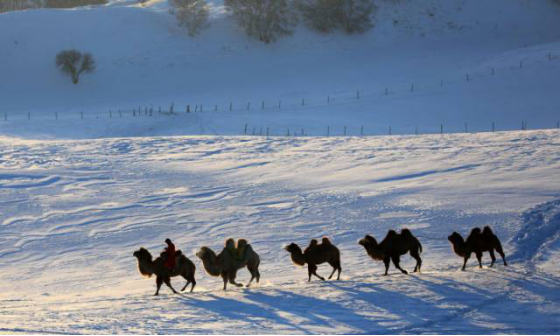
[1,130,559,334]
[1,0,560,138]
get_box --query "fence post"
[343,126,346,136]
[158,106,161,114]
[357,91,360,99]
[262,101,265,110]
[195,105,198,112]
[187,105,190,113]
[260,127,263,136]
[244,123,248,134]
[200,105,203,112]
[327,126,330,137]
[119,110,122,118]
[465,122,468,133]
[492,67,495,76]
[492,122,495,132]
[440,124,443,134]
[548,52,552,61]
[266,127,270,139]
[415,126,418,135]
[230,102,233,111]
[252,127,255,135]
[215,105,218,112]
[133,109,136,117]
[440,79,443,87]
[28,112,30,120]
[328,96,330,103]
[81,111,84,119]
[385,88,388,95]
[389,126,392,135]
[302,98,305,106]
[411,84,414,92]
[109,110,112,118]
[287,128,290,136]
[301,128,304,136]
[55,112,58,120]
[520,61,523,68]
[247,102,250,110]
[278,100,282,108]
[360,125,364,136]
[466,74,469,82]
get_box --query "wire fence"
[2,49,559,137]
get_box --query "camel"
[448,226,507,270]
[196,238,260,290]
[285,237,342,282]
[359,228,423,275]
[133,247,196,295]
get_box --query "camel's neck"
[452,238,467,256]
[290,246,306,266]
[137,258,155,276]
[201,251,223,276]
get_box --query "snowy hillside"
[1,130,560,333]
[1,0,560,138]
[1,1,560,334]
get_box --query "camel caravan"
[133,226,508,295]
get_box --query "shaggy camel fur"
[196,238,260,290]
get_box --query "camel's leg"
[462,252,471,271]
[383,256,391,275]
[391,255,408,274]
[489,249,496,267]
[163,277,178,294]
[246,264,257,287]
[155,276,163,296]
[495,244,508,266]
[411,249,422,273]
[181,281,190,292]
[228,271,243,287]
[181,274,196,292]
[308,264,325,281]
[221,273,228,291]
[475,251,483,268]
[327,259,341,280]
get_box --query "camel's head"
[196,246,213,260]
[448,232,463,245]
[358,234,378,248]
[133,247,152,261]
[284,242,300,254]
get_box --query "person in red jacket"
[164,238,176,272]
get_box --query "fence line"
[1,50,559,138]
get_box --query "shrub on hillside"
[225,0,297,43]
[55,50,95,84]
[170,0,210,36]
[298,0,375,34]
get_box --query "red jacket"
[164,241,176,270]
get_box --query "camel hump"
[175,250,183,256]
[471,227,482,235]
[309,239,319,246]
[321,237,332,245]
[386,230,398,238]
[482,226,494,236]
[401,228,413,237]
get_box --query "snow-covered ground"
[1,0,560,334]
[1,130,560,334]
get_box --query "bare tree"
[298,0,374,34]
[225,0,297,43]
[339,0,375,34]
[55,50,95,84]
[170,0,210,36]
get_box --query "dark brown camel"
[133,247,196,295]
[359,228,423,275]
[448,226,507,270]
[285,237,342,282]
